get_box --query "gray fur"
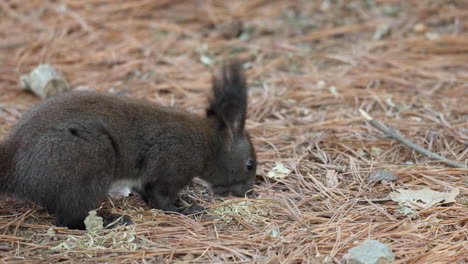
[0,62,256,229]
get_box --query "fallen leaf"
[267,163,291,179]
[389,188,459,209]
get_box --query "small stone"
[20,64,70,99]
[343,240,395,264]
[413,23,427,33]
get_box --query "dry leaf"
[389,188,459,209]
[267,163,291,179]
[19,64,70,99]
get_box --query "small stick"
[359,109,467,169]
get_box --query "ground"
[0,0,467,263]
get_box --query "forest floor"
[0,0,467,263]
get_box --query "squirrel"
[0,61,257,229]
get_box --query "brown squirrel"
[0,62,257,229]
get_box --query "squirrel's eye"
[246,160,255,170]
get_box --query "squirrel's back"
[1,90,209,199]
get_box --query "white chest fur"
[108,179,141,197]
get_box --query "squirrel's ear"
[206,61,247,136]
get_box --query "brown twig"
[360,109,468,169]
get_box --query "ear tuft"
[207,61,247,135]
